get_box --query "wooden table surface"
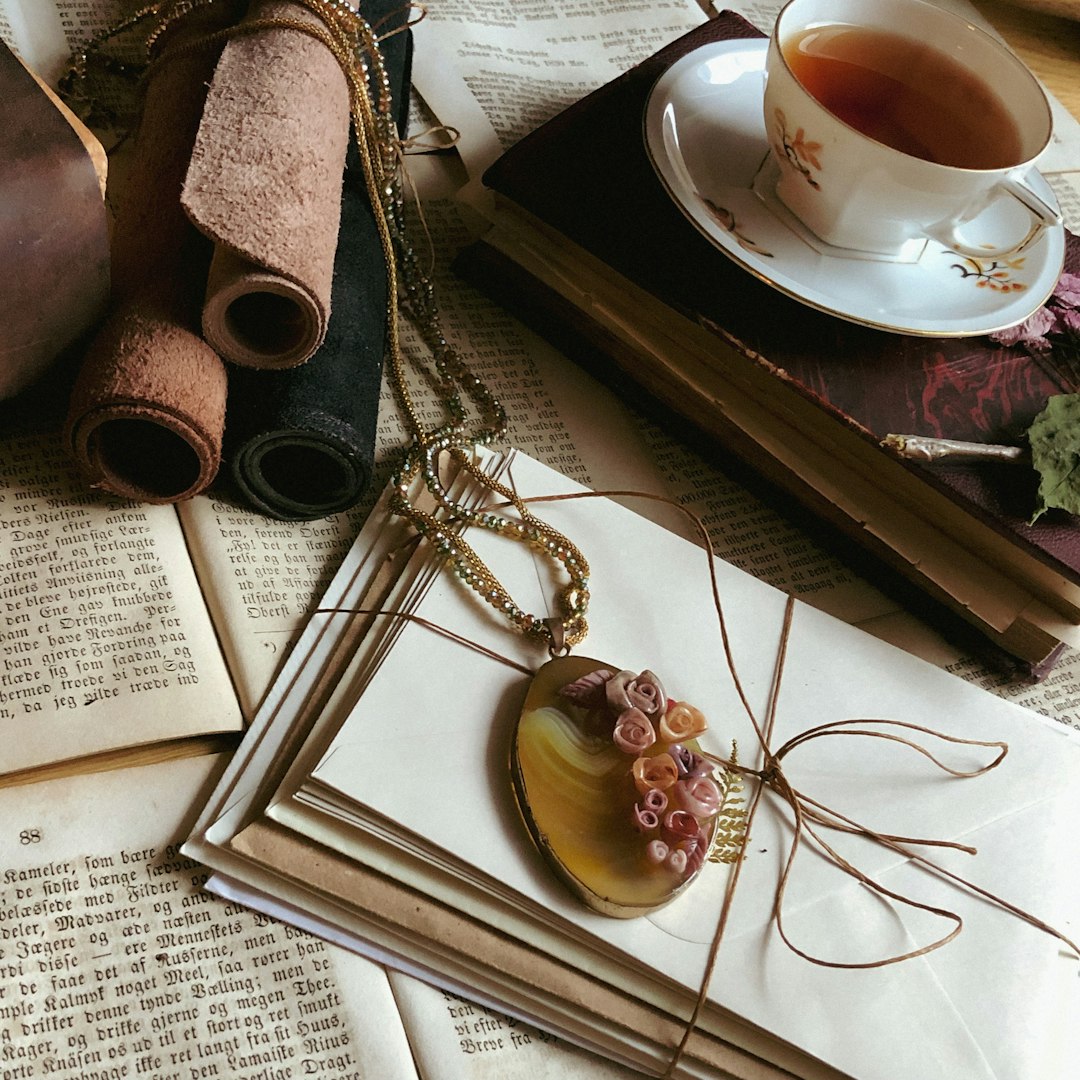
[973,0,1080,120]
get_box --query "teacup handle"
[930,174,1062,259]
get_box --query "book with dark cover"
[460,9,1080,673]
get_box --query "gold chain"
[61,0,590,652]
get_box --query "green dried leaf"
[1028,393,1080,523]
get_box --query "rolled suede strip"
[64,6,240,503]
[182,0,352,369]
[224,8,413,521]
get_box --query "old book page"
[0,753,422,1079]
[0,0,69,82]
[176,496,371,718]
[0,1,139,88]
[0,418,242,780]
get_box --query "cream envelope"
[268,451,1080,1080]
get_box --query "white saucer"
[643,39,1066,337]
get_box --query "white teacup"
[762,0,1060,259]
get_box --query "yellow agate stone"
[511,655,720,918]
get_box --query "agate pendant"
[511,656,735,918]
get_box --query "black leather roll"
[223,6,412,520]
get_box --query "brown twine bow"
[718,599,1015,971]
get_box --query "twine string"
[316,482,1076,1076]
[508,490,1080,1076]
[312,604,535,675]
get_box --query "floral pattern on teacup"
[698,196,773,257]
[772,108,822,190]
[948,252,1029,293]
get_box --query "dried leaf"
[707,741,748,865]
[1028,393,1080,522]
[557,667,614,706]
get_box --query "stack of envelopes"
[186,450,1080,1080]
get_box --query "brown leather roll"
[65,6,242,503]
[182,0,352,369]
[0,41,109,401]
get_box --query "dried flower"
[665,848,688,875]
[1053,273,1080,308]
[606,670,666,718]
[631,803,660,834]
[670,744,710,778]
[673,775,722,819]
[989,304,1057,349]
[641,788,668,815]
[645,839,669,865]
[661,809,701,847]
[989,272,1080,386]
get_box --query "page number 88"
[19,828,41,845]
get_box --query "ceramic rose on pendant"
[511,657,747,918]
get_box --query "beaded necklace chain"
[61,0,590,653]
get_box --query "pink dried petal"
[989,306,1056,347]
[1058,308,1080,335]
[1052,272,1080,307]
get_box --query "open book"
[0,389,370,782]
[186,449,1080,1080]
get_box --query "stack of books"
[455,10,1080,678]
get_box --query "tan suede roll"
[182,0,352,369]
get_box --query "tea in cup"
[762,0,1060,258]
